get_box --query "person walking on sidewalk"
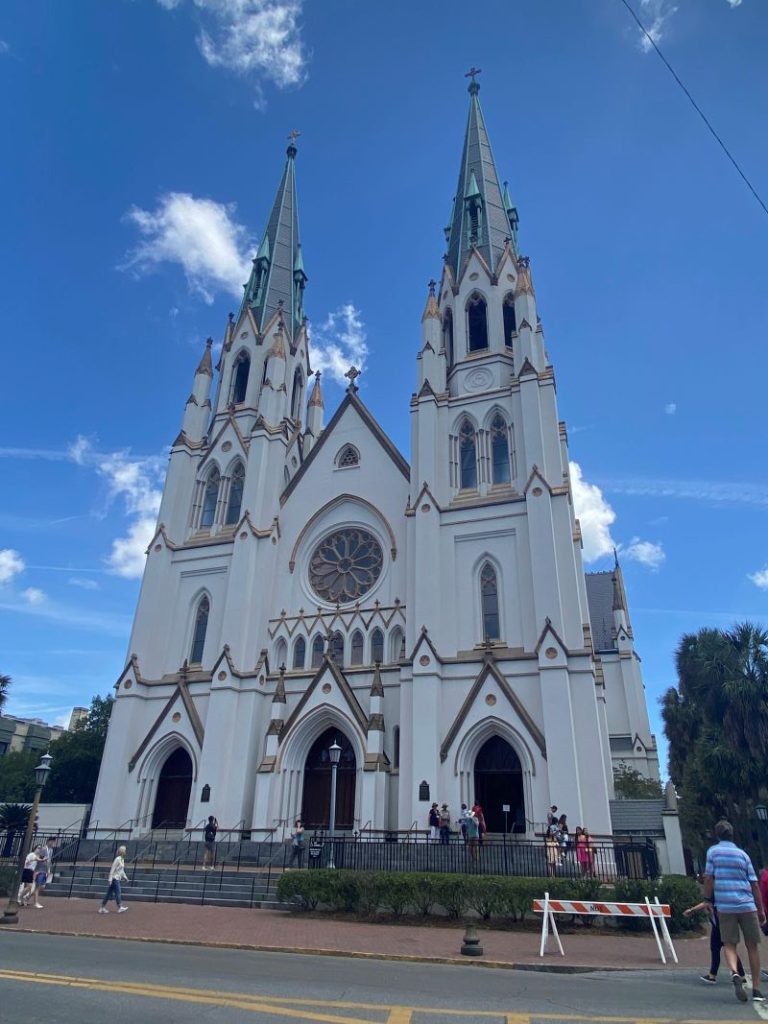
[31,837,53,909]
[703,819,766,1002]
[18,847,41,906]
[684,899,746,984]
[289,819,305,867]
[202,815,218,871]
[99,845,129,914]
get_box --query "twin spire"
[240,135,307,340]
[445,74,519,279]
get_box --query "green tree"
[0,750,38,802]
[613,762,663,799]
[662,623,768,864]
[43,694,114,804]
[0,673,10,714]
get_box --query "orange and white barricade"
[533,892,677,964]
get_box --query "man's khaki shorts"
[719,911,762,946]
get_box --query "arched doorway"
[301,728,356,830]
[473,736,524,834]
[152,748,192,828]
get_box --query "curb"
[6,926,675,974]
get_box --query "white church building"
[91,79,661,841]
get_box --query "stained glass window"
[309,528,383,603]
[371,628,384,664]
[200,469,220,528]
[293,636,306,670]
[481,562,500,640]
[190,596,209,664]
[225,463,245,524]
[459,420,477,490]
[490,416,511,485]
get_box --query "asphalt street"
[0,933,765,1024]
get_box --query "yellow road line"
[0,970,748,1024]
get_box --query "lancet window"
[230,351,250,405]
[490,416,511,485]
[467,293,489,352]
[371,628,384,664]
[290,368,304,421]
[390,627,405,662]
[225,462,245,525]
[503,294,516,346]
[274,637,288,669]
[293,636,306,670]
[459,420,478,490]
[443,309,454,366]
[480,562,500,641]
[311,634,324,668]
[350,630,364,666]
[330,631,344,664]
[200,468,220,529]
[189,596,210,664]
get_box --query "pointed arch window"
[443,309,454,367]
[490,415,511,485]
[225,462,245,525]
[459,420,478,490]
[291,368,304,421]
[467,293,488,352]
[337,444,359,468]
[393,725,400,770]
[330,631,344,664]
[274,637,288,669]
[190,596,210,664]
[350,630,364,666]
[503,295,517,346]
[389,627,405,663]
[311,634,324,668]
[200,468,220,528]
[293,636,306,670]
[371,628,384,665]
[230,351,250,405]
[480,562,500,641]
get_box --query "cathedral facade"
[91,81,660,840]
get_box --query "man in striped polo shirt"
[704,819,766,1003]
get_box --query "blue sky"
[1,1,766,774]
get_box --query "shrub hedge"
[276,870,702,934]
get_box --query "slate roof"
[609,799,665,836]
[445,81,516,280]
[585,571,616,652]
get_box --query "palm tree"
[0,673,10,715]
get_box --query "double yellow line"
[0,970,747,1024]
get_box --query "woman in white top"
[18,847,40,906]
[99,845,129,913]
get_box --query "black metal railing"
[305,834,659,881]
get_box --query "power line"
[618,0,768,219]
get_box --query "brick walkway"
[9,899,711,972]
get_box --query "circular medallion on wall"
[222,441,232,452]
[172,712,181,722]
[532,487,543,497]
[545,647,558,660]
[218,671,227,681]
[465,367,494,392]
[309,528,383,603]
[419,655,430,666]
[485,694,497,706]
[322,683,332,694]
[123,680,132,690]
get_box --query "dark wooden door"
[152,748,193,828]
[301,728,356,830]
[473,736,524,833]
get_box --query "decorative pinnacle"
[428,279,436,295]
[344,366,361,392]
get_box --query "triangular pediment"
[279,657,368,740]
[280,391,409,506]
[127,673,205,772]
[440,658,546,762]
[408,626,443,666]
[198,414,249,473]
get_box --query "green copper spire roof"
[445,78,517,278]
[239,139,306,338]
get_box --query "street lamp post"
[1,751,53,926]
[755,805,768,869]
[327,740,342,870]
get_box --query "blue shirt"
[705,840,757,913]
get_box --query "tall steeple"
[445,71,517,280]
[240,133,306,340]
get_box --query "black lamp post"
[755,805,768,869]
[1,751,52,926]
[327,740,341,870]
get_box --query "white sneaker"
[117,906,128,913]
[34,903,43,909]
[98,907,109,914]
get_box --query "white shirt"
[108,856,128,883]
[24,852,38,870]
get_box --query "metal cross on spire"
[287,129,301,143]
[344,366,361,392]
[465,66,482,82]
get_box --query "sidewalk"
[10,900,710,972]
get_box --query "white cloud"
[621,537,666,571]
[569,461,617,563]
[158,0,307,91]
[664,402,677,415]
[121,192,251,303]
[749,567,768,590]
[68,577,100,591]
[638,0,678,53]
[0,40,10,55]
[70,436,164,580]
[603,476,768,507]
[0,548,25,584]
[726,0,743,7]
[22,587,47,606]
[309,304,369,387]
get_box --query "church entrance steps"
[45,866,283,910]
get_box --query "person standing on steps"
[439,804,451,845]
[428,803,440,841]
[202,815,218,871]
[99,845,129,914]
[703,819,766,1002]
[289,819,305,868]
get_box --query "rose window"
[309,528,383,603]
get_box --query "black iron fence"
[305,834,659,881]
